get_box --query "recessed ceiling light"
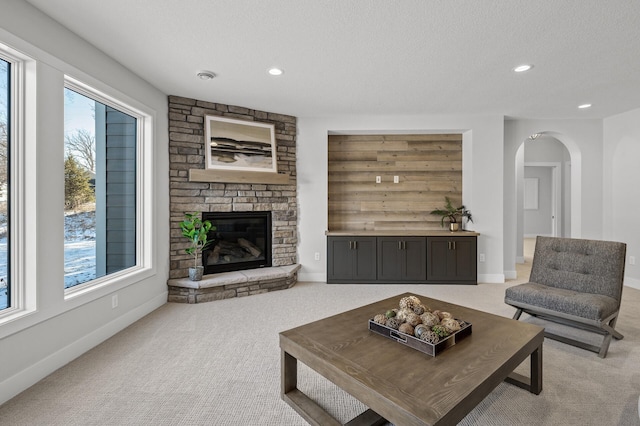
[268,67,284,76]
[196,71,216,80]
[513,64,533,73]
[578,103,592,109]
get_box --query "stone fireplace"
[167,95,299,303]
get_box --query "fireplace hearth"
[202,211,272,274]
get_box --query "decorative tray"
[368,318,472,357]
[367,295,472,357]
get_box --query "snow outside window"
[0,57,9,311]
[64,86,137,290]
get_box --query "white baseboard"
[298,271,325,282]
[0,291,167,405]
[504,270,517,280]
[478,274,505,284]
[624,277,640,290]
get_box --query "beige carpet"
[2,246,640,425]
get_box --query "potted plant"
[430,196,473,232]
[180,212,215,281]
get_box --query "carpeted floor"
[1,242,639,425]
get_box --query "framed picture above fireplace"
[204,115,278,173]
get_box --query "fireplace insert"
[202,211,272,274]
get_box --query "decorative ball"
[420,312,440,327]
[399,295,422,310]
[441,317,461,333]
[405,312,422,327]
[414,324,429,338]
[399,323,415,336]
[395,308,413,323]
[373,314,387,325]
[385,309,396,319]
[420,330,440,344]
[431,324,450,338]
[386,317,401,330]
[412,304,426,315]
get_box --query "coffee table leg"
[282,350,297,395]
[281,349,342,426]
[530,343,542,395]
[505,343,543,395]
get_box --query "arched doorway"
[513,132,581,269]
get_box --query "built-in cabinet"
[425,236,477,283]
[376,237,427,282]
[326,236,377,283]
[327,234,477,284]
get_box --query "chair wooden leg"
[598,315,622,358]
[513,308,523,320]
[599,333,613,358]
[605,316,624,340]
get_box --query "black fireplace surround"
[202,211,272,274]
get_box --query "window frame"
[63,76,153,300]
[0,36,156,336]
[0,43,36,321]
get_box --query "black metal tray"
[368,318,472,356]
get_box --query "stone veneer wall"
[168,95,297,279]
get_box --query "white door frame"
[524,162,562,237]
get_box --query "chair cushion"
[505,282,619,321]
[529,237,626,300]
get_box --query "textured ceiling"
[24,0,640,119]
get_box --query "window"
[64,83,137,291]
[0,57,9,310]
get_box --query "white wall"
[297,114,506,284]
[0,0,169,404]
[603,108,640,289]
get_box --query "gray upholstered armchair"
[505,236,626,358]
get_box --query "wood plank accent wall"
[328,134,463,232]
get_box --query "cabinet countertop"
[325,230,480,237]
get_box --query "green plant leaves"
[179,212,215,268]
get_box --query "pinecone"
[373,314,387,325]
[420,330,440,344]
[420,312,440,327]
[399,295,421,310]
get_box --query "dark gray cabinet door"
[327,236,377,283]
[377,237,426,282]
[426,236,477,283]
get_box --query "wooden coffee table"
[280,293,543,426]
